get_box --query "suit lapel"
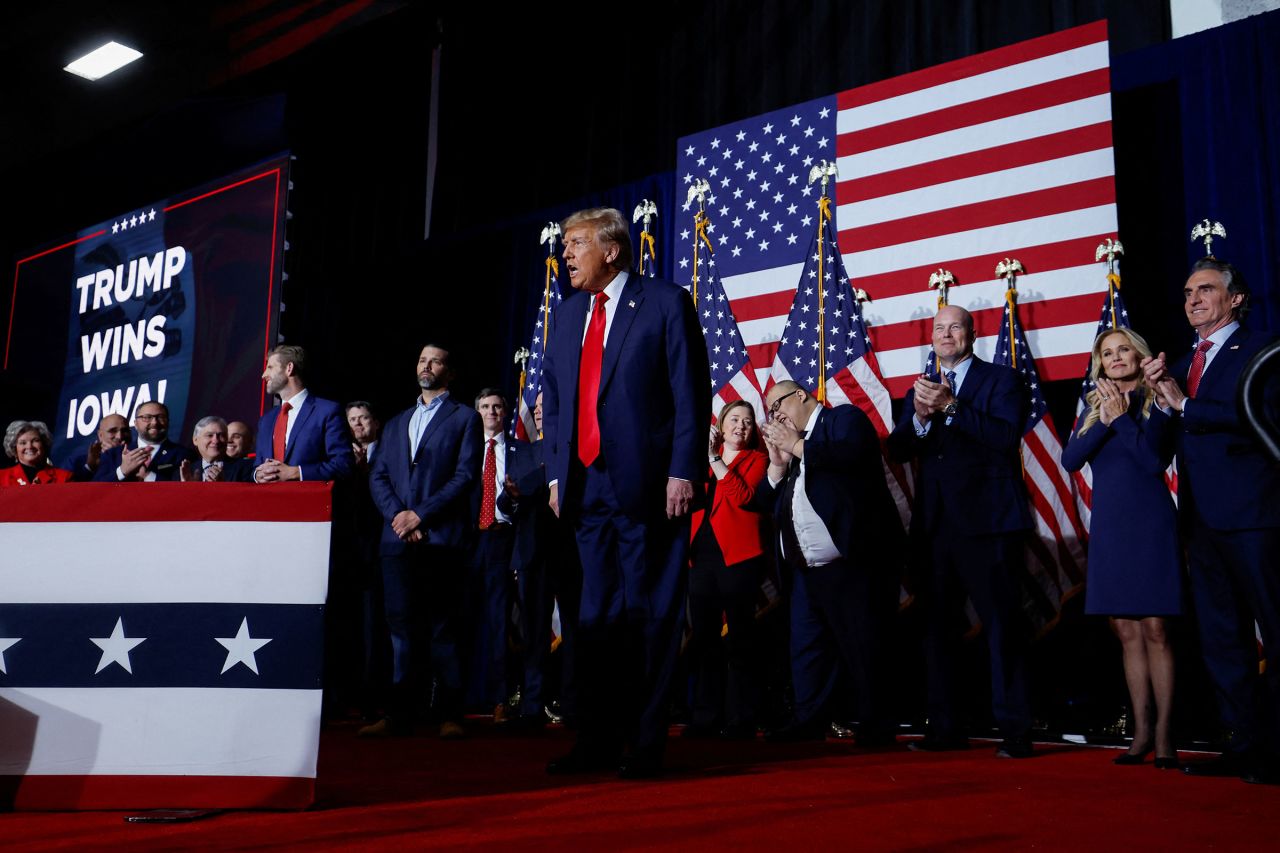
[414,398,453,462]
[597,277,644,398]
[1199,327,1249,394]
[285,397,315,463]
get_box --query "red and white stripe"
[727,22,1117,396]
[1022,414,1087,618]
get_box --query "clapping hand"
[1095,377,1128,426]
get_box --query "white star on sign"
[91,618,146,674]
[0,637,20,673]
[215,617,272,675]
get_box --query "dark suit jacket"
[254,394,353,482]
[369,394,483,554]
[754,405,905,563]
[498,438,550,577]
[471,437,532,525]
[188,456,255,483]
[1155,325,1280,531]
[887,357,1031,536]
[93,439,195,482]
[541,274,711,518]
[65,452,97,482]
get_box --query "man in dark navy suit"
[361,344,482,739]
[1143,258,1280,784]
[66,413,129,481]
[500,391,582,727]
[465,387,531,719]
[253,345,352,484]
[179,415,254,482]
[888,305,1034,759]
[755,380,903,745]
[94,401,194,482]
[541,207,710,777]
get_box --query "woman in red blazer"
[0,420,73,486]
[684,400,771,739]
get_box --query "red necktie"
[1186,340,1214,398]
[479,437,497,529]
[272,401,293,459]
[577,292,609,467]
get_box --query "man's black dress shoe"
[907,735,969,752]
[995,736,1033,759]
[856,730,899,749]
[545,747,618,775]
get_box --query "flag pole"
[808,159,837,403]
[1095,237,1124,330]
[996,258,1024,369]
[633,200,658,276]
[927,268,954,376]
[687,179,711,304]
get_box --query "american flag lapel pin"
[628,300,636,308]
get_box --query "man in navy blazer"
[253,345,352,484]
[465,387,530,717]
[888,305,1035,758]
[755,381,904,744]
[361,344,482,739]
[94,401,195,482]
[1143,258,1280,784]
[541,207,710,777]
[67,413,130,481]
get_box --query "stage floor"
[4,721,1279,850]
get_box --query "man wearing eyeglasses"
[754,380,903,746]
[93,400,195,482]
[887,304,1034,759]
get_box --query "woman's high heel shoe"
[1114,745,1153,765]
[1153,754,1180,770]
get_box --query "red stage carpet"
[4,724,1278,850]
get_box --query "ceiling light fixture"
[64,41,143,81]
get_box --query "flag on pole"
[687,203,766,422]
[675,21,1118,397]
[991,274,1087,630]
[767,177,913,524]
[634,199,659,278]
[514,226,563,441]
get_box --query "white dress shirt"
[768,406,842,567]
[580,270,629,346]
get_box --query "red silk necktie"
[577,292,609,467]
[479,437,497,529]
[272,401,293,459]
[1186,339,1214,398]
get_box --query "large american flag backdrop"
[675,20,1118,398]
[0,484,330,810]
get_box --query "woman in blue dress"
[1063,327,1182,769]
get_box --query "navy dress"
[1062,395,1183,616]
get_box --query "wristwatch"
[942,400,959,416]
[710,455,722,463]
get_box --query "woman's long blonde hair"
[1077,327,1156,435]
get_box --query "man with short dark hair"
[94,401,194,482]
[226,421,254,461]
[465,387,531,720]
[1143,259,1280,784]
[66,413,130,481]
[888,304,1035,759]
[254,345,352,484]
[362,344,481,739]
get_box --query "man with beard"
[94,402,195,482]
[254,345,352,484]
[67,413,130,481]
[361,344,481,739]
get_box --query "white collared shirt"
[483,431,512,524]
[278,387,309,447]
[117,436,162,482]
[768,406,841,567]
[580,271,629,347]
